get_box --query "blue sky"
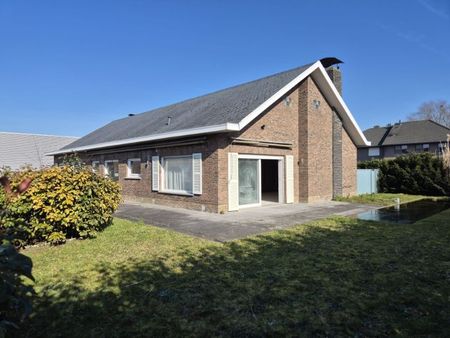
[1,0,449,137]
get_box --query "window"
[394,145,402,154]
[162,156,193,194]
[92,161,100,173]
[104,160,119,181]
[401,145,408,154]
[368,147,380,157]
[423,144,430,152]
[127,158,141,179]
[415,144,423,152]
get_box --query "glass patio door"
[238,159,259,206]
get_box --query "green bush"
[1,176,34,336]
[2,165,121,245]
[359,153,450,196]
[0,238,34,336]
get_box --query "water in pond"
[356,199,450,224]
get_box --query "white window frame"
[368,147,380,157]
[91,161,100,173]
[127,158,142,179]
[104,160,119,180]
[160,155,194,196]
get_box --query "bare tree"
[408,100,450,127]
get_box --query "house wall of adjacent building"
[358,142,443,162]
[56,74,358,213]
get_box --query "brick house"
[358,120,450,162]
[50,58,370,213]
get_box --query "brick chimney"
[326,66,342,96]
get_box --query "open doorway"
[236,155,284,209]
[261,159,279,204]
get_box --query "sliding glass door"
[238,159,259,206]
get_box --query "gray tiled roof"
[62,63,313,150]
[0,132,79,170]
[363,126,390,146]
[363,120,450,146]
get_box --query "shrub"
[0,176,34,336]
[0,238,34,335]
[358,153,450,196]
[2,165,121,245]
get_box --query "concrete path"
[115,201,378,242]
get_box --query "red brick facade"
[59,74,357,213]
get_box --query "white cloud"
[417,0,449,20]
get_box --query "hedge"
[1,165,121,245]
[358,153,450,196]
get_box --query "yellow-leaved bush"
[2,165,121,245]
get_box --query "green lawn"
[334,193,441,206]
[19,210,450,337]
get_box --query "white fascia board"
[313,64,371,146]
[238,61,321,130]
[46,123,239,156]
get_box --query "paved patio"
[115,201,378,242]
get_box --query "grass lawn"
[19,210,450,337]
[334,193,442,206]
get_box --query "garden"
[1,153,449,337]
[19,211,450,337]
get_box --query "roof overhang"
[46,123,240,155]
[48,61,370,156]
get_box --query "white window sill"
[125,176,141,180]
[158,190,193,197]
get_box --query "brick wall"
[342,128,357,196]
[332,111,343,197]
[300,77,334,201]
[216,87,301,211]
[216,76,354,208]
[63,142,221,213]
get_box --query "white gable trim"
[48,61,369,156]
[238,61,370,147]
[237,61,321,130]
[312,64,370,146]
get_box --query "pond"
[356,198,450,224]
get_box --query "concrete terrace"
[115,201,378,242]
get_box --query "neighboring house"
[50,58,370,213]
[358,120,450,162]
[0,132,78,170]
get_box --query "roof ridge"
[427,119,450,131]
[130,62,315,119]
[0,131,79,138]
